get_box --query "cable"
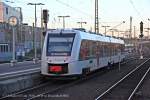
[55,0,93,18]
[129,0,144,21]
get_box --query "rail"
[95,58,150,100]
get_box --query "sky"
[3,0,150,37]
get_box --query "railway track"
[0,67,109,100]
[95,58,150,100]
[131,67,150,100]
[0,56,139,100]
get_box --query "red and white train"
[41,29,125,78]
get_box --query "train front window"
[47,34,75,56]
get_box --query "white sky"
[3,0,150,36]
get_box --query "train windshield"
[47,33,75,56]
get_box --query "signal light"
[43,9,49,23]
[140,21,143,34]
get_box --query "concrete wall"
[0,72,43,97]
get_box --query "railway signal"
[42,9,49,37]
[43,9,49,23]
[139,34,144,38]
[139,21,144,38]
[139,21,144,59]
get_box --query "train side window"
[0,45,2,52]
[103,43,106,57]
[93,42,96,58]
[5,45,8,52]
[89,41,92,58]
[79,40,87,60]
[102,42,105,57]
[105,43,108,57]
[98,42,101,57]
[4,45,6,52]
[1,45,4,52]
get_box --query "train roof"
[47,29,124,44]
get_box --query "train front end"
[41,29,81,78]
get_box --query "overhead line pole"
[27,3,45,63]
[77,21,87,28]
[95,0,99,34]
[102,25,110,35]
[58,15,70,28]
[130,16,132,39]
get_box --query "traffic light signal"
[43,9,49,23]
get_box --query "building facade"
[0,2,22,24]
[0,2,43,60]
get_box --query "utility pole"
[130,16,132,39]
[102,25,110,35]
[27,3,45,63]
[148,18,150,39]
[58,15,70,28]
[133,26,137,52]
[8,16,18,66]
[77,21,87,28]
[95,0,99,34]
[32,23,35,51]
[41,8,43,51]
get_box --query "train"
[41,29,125,78]
[0,43,12,63]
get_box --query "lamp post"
[77,21,87,28]
[8,16,18,66]
[58,15,70,28]
[27,3,44,63]
[102,25,110,35]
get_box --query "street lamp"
[58,15,70,28]
[8,16,18,66]
[77,21,87,28]
[102,25,110,35]
[27,3,44,63]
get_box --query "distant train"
[0,43,12,62]
[41,29,125,78]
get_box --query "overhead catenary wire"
[129,0,145,21]
[55,0,94,19]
